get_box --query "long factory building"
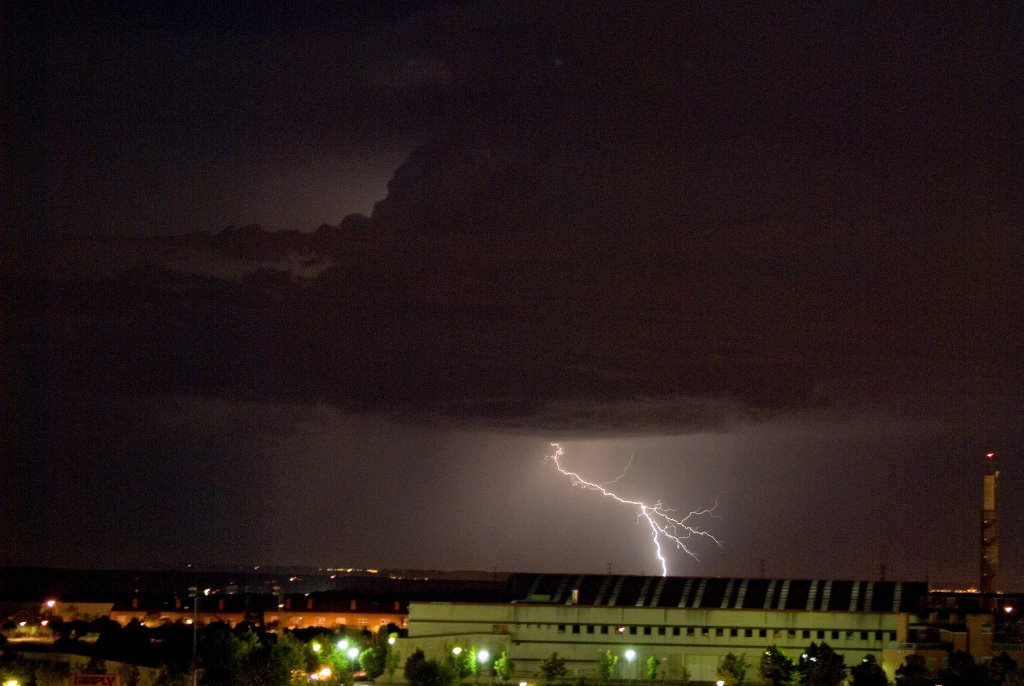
[402,573,1008,683]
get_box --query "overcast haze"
[3,1,1023,589]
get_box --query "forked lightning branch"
[547,443,721,576]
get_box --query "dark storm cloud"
[22,218,1023,436]
[16,1,1023,435]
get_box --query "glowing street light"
[477,649,492,686]
[624,650,636,680]
[338,639,349,651]
[452,647,463,656]
[312,642,322,653]
[348,647,360,661]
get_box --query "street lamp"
[478,650,491,686]
[624,650,636,681]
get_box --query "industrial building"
[402,573,1022,683]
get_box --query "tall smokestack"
[980,452,999,593]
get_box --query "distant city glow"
[547,443,720,576]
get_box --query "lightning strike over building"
[547,443,721,576]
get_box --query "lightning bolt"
[547,442,720,576]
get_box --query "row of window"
[535,624,895,642]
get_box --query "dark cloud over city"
[3,1,1023,585]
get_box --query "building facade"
[403,574,930,683]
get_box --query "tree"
[249,632,305,686]
[540,653,568,683]
[362,647,387,681]
[938,651,984,686]
[406,651,456,686]
[894,655,931,686]
[717,653,749,686]
[494,652,513,682]
[987,653,1018,686]
[760,647,794,686]
[469,648,483,680]
[850,655,888,686]
[450,649,473,679]
[199,623,257,686]
[646,656,661,681]
[797,643,846,686]
[406,650,429,685]
[597,651,618,680]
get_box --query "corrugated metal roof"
[506,574,929,612]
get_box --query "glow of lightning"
[547,442,720,576]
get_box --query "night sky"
[3,1,1023,589]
